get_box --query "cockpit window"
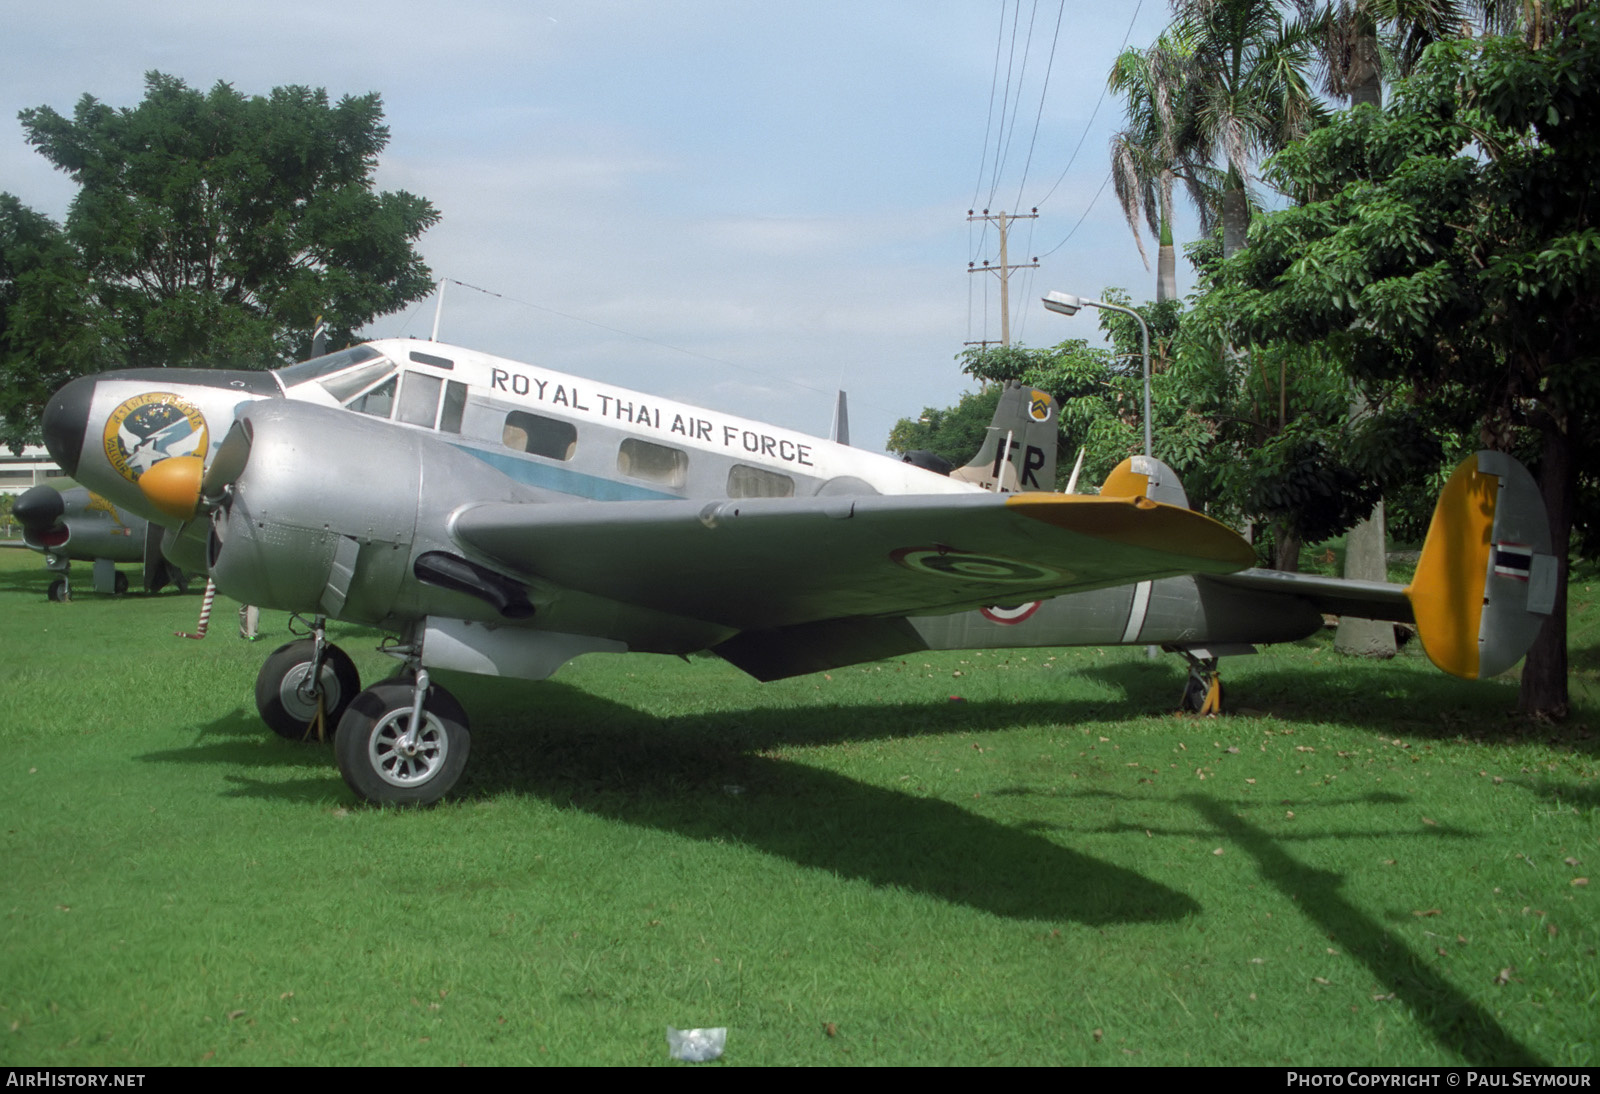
[349,376,396,418]
[275,345,383,386]
[317,360,400,405]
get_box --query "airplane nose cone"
[13,484,64,537]
[42,375,96,479]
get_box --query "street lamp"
[1041,291,1152,459]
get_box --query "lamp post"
[1041,291,1152,459]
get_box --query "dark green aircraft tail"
[948,382,1060,493]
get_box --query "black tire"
[47,578,70,603]
[112,571,129,595]
[1182,673,1225,715]
[334,681,470,806]
[254,640,361,741]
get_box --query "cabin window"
[727,464,794,498]
[439,381,467,434]
[617,438,687,487]
[348,376,396,418]
[397,372,443,427]
[503,411,577,461]
[409,350,455,370]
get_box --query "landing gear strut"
[1178,651,1225,716]
[254,618,360,741]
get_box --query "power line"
[1031,0,1142,211]
[1012,0,1065,213]
[1037,168,1113,259]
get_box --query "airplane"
[12,482,189,600]
[38,334,1554,806]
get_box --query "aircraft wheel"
[113,571,129,596]
[334,681,470,806]
[47,579,70,603]
[1182,673,1225,715]
[255,640,361,741]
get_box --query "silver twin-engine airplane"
[40,336,1555,805]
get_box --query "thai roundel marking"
[979,601,1043,625]
[891,546,1061,584]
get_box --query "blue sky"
[4,1,1191,452]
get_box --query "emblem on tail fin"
[949,381,1061,493]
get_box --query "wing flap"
[451,491,1255,631]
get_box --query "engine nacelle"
[205,401,538,627]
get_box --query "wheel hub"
[370,710,447,788]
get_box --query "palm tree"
[1108,34,1220,302]
[1170,0,1326,258]
[1317,0,1470,109]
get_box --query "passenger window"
[397,372,443,427]
[617,438,688,487]
[439,381,467,434]
[503,411,577,461]
[727,465,794,498]
[349,377,396,418]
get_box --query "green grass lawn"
[0,548,1593,1066]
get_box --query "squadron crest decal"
[1028,390,1052,422]
[103,392,208,484]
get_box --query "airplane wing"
[452,491,1257,631]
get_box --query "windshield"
[275,345,385,387]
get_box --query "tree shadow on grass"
[1183,791,1544,1067]
[1076,658,1600,755]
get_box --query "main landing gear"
[1178,651,1226,716]
[254,619,360,741]
[250,621,472,805]
[334,668,470,807]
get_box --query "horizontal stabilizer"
[1405,450,1554,679]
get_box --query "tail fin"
[949,381,1060,492]
[1097,455,1191,508]
[1405,450,1554,679]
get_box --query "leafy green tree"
[0,194,106,453]
[18,72,439,373]
[1199,4,1600,715]
[886,387,1004,472]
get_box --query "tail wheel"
[1182,671,1225,716]
[255,639,361,741]
[334,681,470,806]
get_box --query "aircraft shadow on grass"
[141,647,1589,931]
[142,680,1210,927]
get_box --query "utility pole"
[966,208,1039,348]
